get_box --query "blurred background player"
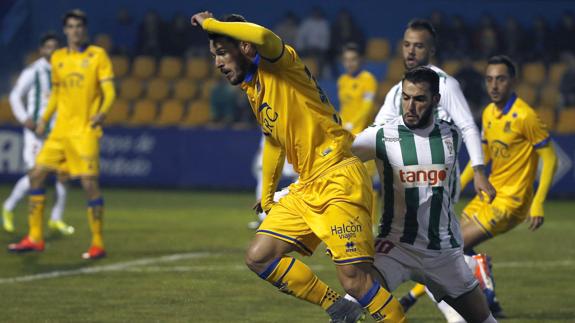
[337,42,377,135]
[377,18,496,315]
[191,11,406,322]
[8,9,116,260]
[351,67,497,323]
[2,33,73,236]
[452,55,557,319]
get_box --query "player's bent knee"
[244,235,294,274]
[336,263,372,298]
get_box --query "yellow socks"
[87,197,105,249]
[259,256,341,310]
[357,283,406,323]
[410,283,427,298]
[28,189,46,242]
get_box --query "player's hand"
[23,118,36,131]
[473,167,496,203]
[191,11,213,27]
[35,120,46,137]
[252,200,263,214]
[90,113,106,128]
[527,216,544,231]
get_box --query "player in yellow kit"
[8,10,116,260]
[337,43,377,135]
[191,12,405,322]
[461,55,556,247]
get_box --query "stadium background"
[0,0,574,193]
[0,1,574,322]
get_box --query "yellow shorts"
[36,133,100,177]
[462,195,530,237]
[257,157,375,265]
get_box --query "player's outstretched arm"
[192,11,283,61]
[529,143,558,230]
[260,137,286,212]
[351,126,378,162]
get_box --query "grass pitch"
[0,186,574,322]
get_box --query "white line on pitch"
[0,252,215,285]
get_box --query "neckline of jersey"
[244,53,261,83]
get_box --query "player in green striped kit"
[351,67,496,322]
[2,33,73,235]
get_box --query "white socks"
[50,181,67,221]
[3,175,30,211]
[3,175,67,222]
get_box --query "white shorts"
[374,238,478,301]
[23,129,43,170]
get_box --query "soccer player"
[2,33,74,236]
[338,43,377,135]
[457,55,557,309]
[377,19,495,313]
[191,11,405,322]
[352,67,497,323]
[8,9,116,260]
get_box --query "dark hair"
[207,14,247,45]
[342,42,361,55]
[487,55,517,78]
[40,32,60,46]
[62,9,88,26]
[403,66,440,95]
[407,18,437,46]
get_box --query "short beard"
[405,105,434,129]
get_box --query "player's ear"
[239,41,256,58]
[433,93,441,106]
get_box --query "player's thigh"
[303,159,375,264]
[256,193,321,257]
[372,239,414,292]
[65,134,100,177]
[463,197,524,239]
[421,248,478,303]
[35,136,66,173]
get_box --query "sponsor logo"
[396,165,448,188]
[490,140,510,158]
[345,241,357,253]
[258,102,278,136]
[382,137,401,142]
[331,223,363,240]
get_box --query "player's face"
[40,39,59,60]
[402,29,435,70]
[63,18,86,46]
[485,64,514,105]
[401,80,439,129]
[342,50,361,75]
[210,39,251,86]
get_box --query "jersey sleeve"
[441,76,484,166]
[351,125,379,162]
[522,110,551,148]
[9,68,35,123]
[374,83,400,124]
[97,50,114,82]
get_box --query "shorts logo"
[331,223,362,240]
[397,165,448,188]
[345,241,357,253]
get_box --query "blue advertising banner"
[0,126,573,195]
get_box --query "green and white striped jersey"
[9,57,52,125]
[353,116,463,250]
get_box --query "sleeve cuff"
[534,137,551,149]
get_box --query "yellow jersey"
[337,70,377,134]
[241,45,354,182]
[48,45,114,137]
[482,94,550,203]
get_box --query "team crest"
[504,121,511,133]
[81,59,90,68]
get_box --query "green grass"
[0,186,574,322]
